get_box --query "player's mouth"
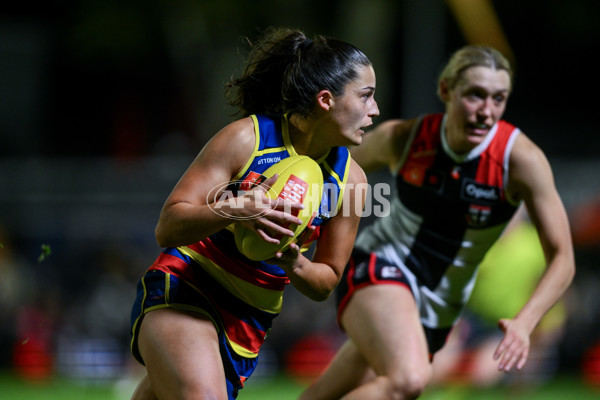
[467,122,490,135]
[358,122,373,135]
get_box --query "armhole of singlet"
[504,127,522,206]
[336,148,351,214]
[231,114,261,181]
[281,113,299,157]
[390,115,423,175]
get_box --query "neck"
[288,114,329,159]
[443,118,472,155]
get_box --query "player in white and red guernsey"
[300,45,575,400]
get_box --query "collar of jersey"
[440,113,498,163]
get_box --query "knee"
[177,388,223,400]
[387,364,432,399]
[400,369,431,398]
[151,380,226,400]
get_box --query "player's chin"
[465,133,486,146]
[347,130,364,146]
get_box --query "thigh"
[137,308,228,400]
[299,338,376,400]
[341,284,431,378]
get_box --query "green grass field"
[2,372,599,399]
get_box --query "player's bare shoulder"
[196,116,256,173]
[507,132,553,202]
[347,156,368,186]
[211,116,256,149]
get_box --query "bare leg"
[135,308,228,400]
[299,284,433,400]
[299,339,375,400]
[131,373,157,400]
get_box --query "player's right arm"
[155,117,303,248]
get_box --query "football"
[234,155,323,261]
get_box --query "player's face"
[329,64,379,146]
[444,66,511,153]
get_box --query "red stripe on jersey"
[420,114,444,146]
[475,121,517,199]
[399,114,443,185]
[150,252,194,281]
[186,239,289,290]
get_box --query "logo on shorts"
[381,265,403,279]
[354,262,368,280]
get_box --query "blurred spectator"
[0,227,62,381]
[55,244,143,383]
[568,195,600,387]
[0,226,36,368]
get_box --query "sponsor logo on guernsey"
[401,163,426,186]
[461,179,500,203]
[257,156,282,165]
[239,171,265,190]
[423,169,444,192]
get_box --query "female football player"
[129,26,379,399]
[299,45,575,400]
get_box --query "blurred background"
[1,0,600,397]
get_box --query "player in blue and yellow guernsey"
[299,46,575,400]
[129,27,379,399]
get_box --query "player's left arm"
[272,159,367,301]
[494,133,576,371]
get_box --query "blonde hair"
[437,45,513,100]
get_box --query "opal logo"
[461,179,499,203]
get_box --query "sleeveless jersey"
[355,113,521,328]
[149,114,351,358]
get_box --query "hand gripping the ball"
[235,173,305,245]
[234,156,324,261]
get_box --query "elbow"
[565,246,576,280]
[308,281,338,302]
[307,289,332,303]
[155,223,171,248]
[305,267,346,302]
[566,258,576,285]
[296,281,335,302]
[556,250,576,289]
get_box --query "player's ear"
[439,79,451,102]
[316,90,334,111]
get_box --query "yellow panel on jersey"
[178,246,284,314]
